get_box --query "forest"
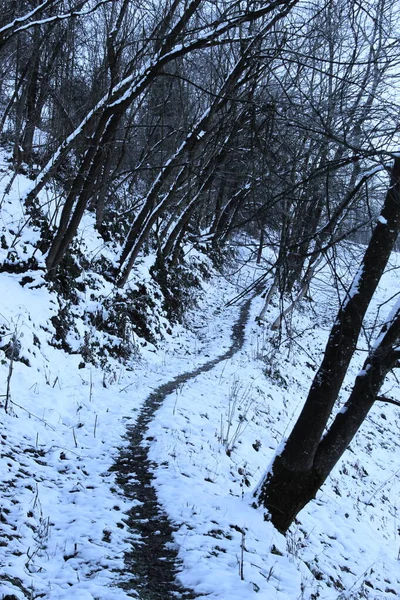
[1,0,400,599]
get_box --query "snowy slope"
[147,253,400,600]
[0,154,400,599]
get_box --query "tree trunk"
[257,302,400,533]
[255,157,400,533]
[255,455,323,534]
[279,158,400,471]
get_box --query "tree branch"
[376,395,400,408]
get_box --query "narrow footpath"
[111,288,260,599]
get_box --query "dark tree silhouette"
[254,157,400,533]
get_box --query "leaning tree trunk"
[254,157,400,533]
[256,302,400,533]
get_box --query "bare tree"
[254,156,400,533]
[27,0,299,276]
[252,0,399,323]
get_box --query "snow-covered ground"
[1,155,400,599]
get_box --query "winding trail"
[112,288,260,599]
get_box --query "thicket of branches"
[1,0,398,297]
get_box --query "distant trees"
[0,0,299,278]
[0,0,103,166]
[254,0,400,322]
[2,0,398,296]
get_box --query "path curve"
[112,288,260,599]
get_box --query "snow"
[0,154,400,599]
[342,263,364,308]
[0,0,50,34]
[370,296,400,352]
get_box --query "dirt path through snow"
[111,287,260,599]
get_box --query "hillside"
[0,154,400,600]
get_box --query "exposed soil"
[112,289,260,598]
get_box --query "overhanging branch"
[376,395,400,408]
